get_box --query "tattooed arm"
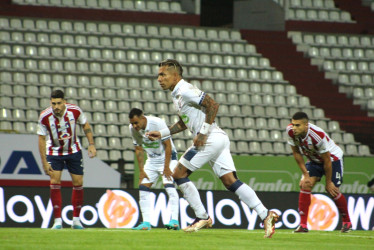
[146,116,187,141]
[169,116,187,135]
[145,117,187,141]
[201,94,219,125]
[193,94,219,148]
[82,122,96,158]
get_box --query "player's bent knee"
[220,172,238,188]
[172,163,190,180]
[301,182,313,191]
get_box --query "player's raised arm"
[146,116,187,141]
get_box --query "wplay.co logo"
[308,194,339,231]
[97,190,139,228]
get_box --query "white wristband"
[159,128,171,138]
[199,122,211,135]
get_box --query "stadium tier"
[0,0,373,173]
[11,0,185,13]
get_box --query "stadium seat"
[345,144,358,156]
[0,121,12,130]
[343,133,355,144]
[331,132,343,144]
[358,145,371,156]
[258,130,270,141]
[261,142,273,154]
[108,137,122,149]
[26,122,38,133]
[237,141,249,154]
[328,121,340,132]
[249,141,261,154]
[94,124,107,136]
[273,142,286,154]
[96,150,109,161]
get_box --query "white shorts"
[179,127,236,177]
[141,159,178,185]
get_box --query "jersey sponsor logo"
[181,114,189,124]
[97,189,139,228]
[57,122,70,132]
[142,141,160,149]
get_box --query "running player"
[37,89,96,229]
[129,108,180,230]
[147,59,278,238]
[287,111,352,233]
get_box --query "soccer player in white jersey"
[146,59,278,238]
[287,112,352,233]
[37,90,96,229]
[129,108,180,230]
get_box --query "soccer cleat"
[51,222,62,230]
[164,219,180,230]
[341,222,352,233]
[294,225,309,233]
[263,211,279,238]
[183,217,212,233]
[71,221,85,229]
[132,222,151,230]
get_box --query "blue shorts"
[306,159,343,187]
[47,151,84,175]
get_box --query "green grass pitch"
[1,228,373,250]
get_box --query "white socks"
[178,181,208,219]
[139,190,151,222]
[54,218,62,224]
[235,184,268,220]
[165,187,179,221]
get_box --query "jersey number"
[336,172,341,180]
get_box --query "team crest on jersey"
[60,132,72,140]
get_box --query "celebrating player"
[37,89,96,229]
[146,59,278,238]
[129,108,180,230]
[287,112,352,233]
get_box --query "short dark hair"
[129,108,143,119]
[159,59,183,76]
[50,89,65,99]
[292,112,309,121]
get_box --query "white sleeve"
[77,108,87,125]
[286,127,295,146]
[129,125,142,146]
[37,121,48,136]
[159,119,171,141]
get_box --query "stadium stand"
[0,0,373,177]
[11,0,185,13]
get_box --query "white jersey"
[171,79,217,136]
[130,116,177,164]
[286,122,343,163]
